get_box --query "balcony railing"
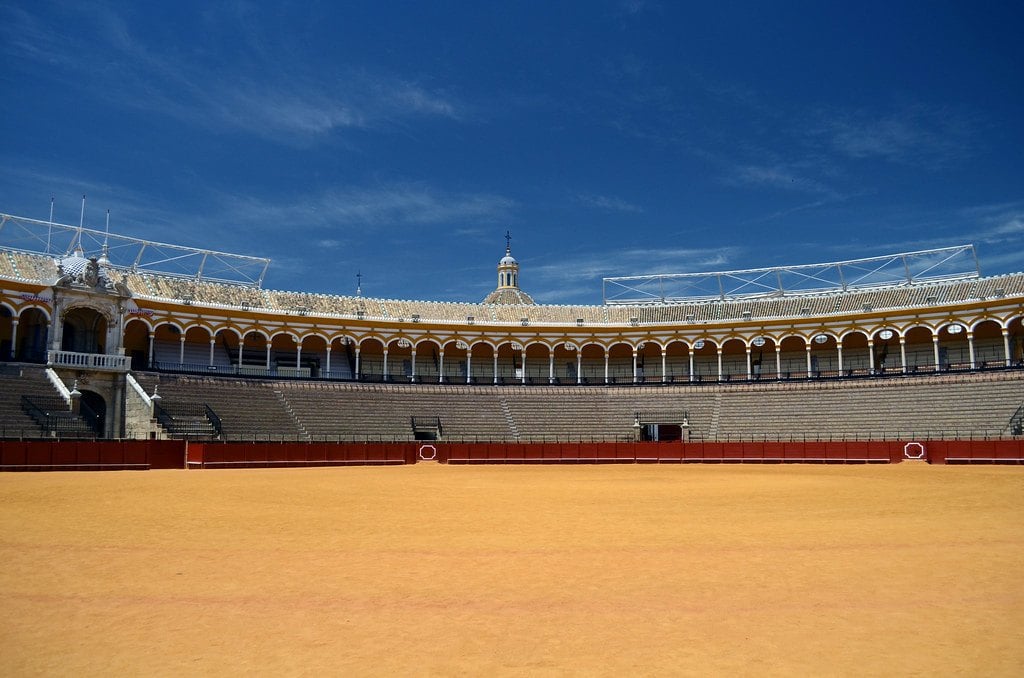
[48,350,131,372]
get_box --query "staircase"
[500,399,520,440]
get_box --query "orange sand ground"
[1,463,1022,676]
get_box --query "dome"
[500,253,517,266]
[58,254,90,277]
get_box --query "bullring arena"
[1,212,1023,674]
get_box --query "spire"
[483,232,534,305]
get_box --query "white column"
[179,336,185,364]
[382,349,389,381]
[325,345,332,375]
[603,351,609,384]
[967,333,976,369]
[521,350,526,384]
[296,344,302,371]
[439,350,445,383]
[837,342,844,375]
[147,332,154,367]
[775,345,782,380]
[466,351,472,384]
[660,347,666,384]
[805,345,812,378]
[1003,328,1012,367]
[932,335,941,372]
[576,352,582,384]
[493,352,498,385]
[208,339,215,367]
[688,350,695,383]
[410,348,417,382]
[899,337,907,373]
[745,347,752,380]
[548,352,554,384]
[632,350,638,383]
[237,341,243,368]
[355,347,361,380]
[265,344,271,369]
[716,348,723,381]
[868,340,875,373]
[8,319,17,359]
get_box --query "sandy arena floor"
[1,462,1022,676]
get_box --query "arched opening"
[442,339,470,383]
[903,326,935,373]
[777,336,807,379]
[1008,316,1023,367]
[841,331,870,376]
[468,342,495,384]
[495,342,521,384]
[607,342,633,383]
[808,332,838,378]
[414,340,442,383]
[386,338,414,382]
[22,308,50,362]
[357,338,385,381]
[720,338,746,381]
[523,343,550,384]
[79,390,106,437]
[871,328,901,374]
[0,305,13,360]
[61,307,107,354]
[579,343,604,384]
[664,340,689,383]
[123,318,150,370]
[972,319,1004,368]
[636,341,661,383]
[238,331,270,375]
[300,335,327,379]
[691,339,717,382]
[553,341,579,384]
[937,321,970,370]
[181,325,213,369]
[748,336,776,380]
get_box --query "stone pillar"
[837,342,844,375]
[717,348,723,382]
[208,339,215,367]
[382,349,389,382]
[438,350,445,383]
[325,345,332,376]
[967,332,976,369]
[899,336,907,373]
[466,352,472,384]
[179,335,185,364]
[805,344,812,378]
[410,348,417,382]
[775,345,782,380]
[1003,328,1012,367]
[688,350,695,383]
[932,335,941,372]
[355,347,361,380]
[604,352,609,384]
[548,352,554,384]
[493,352,498,385]
[632,349,638,384]
[148,332,155,368]
[745,347,752,380]
[8,319,18,360]
[660,347,666,384]
[868,339,875,373]
[577,352,582,385]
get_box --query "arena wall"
[4,439,1023,470]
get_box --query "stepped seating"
[140,374,304,440]
[0,364,93,438]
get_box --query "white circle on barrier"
[419,444,437,461]
[903,442,925,459]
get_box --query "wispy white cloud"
[215,183,515,231]
[528,245,739,302]
[0,5,463,144]
[575,192,644,213]
[815,104,977,166]
[726,164,840,198]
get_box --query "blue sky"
[2,1,1023,304]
